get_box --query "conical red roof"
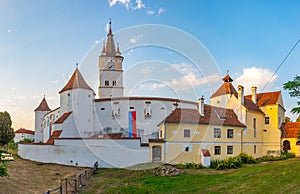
[34,97,51,112]
[59,68,93,94]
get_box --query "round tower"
[34,97,51,143]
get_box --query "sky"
[0,0,300,130]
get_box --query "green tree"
[0,111,15,146]
[285,117,292,122]
[283,75,300,114]
[297,115,300,122]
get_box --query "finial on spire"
[43,94,45,98]
[116,42,120,53]
[227,70,229,75]
[76,63,78,69]
[102,41,106,52]
[108,18,112,35]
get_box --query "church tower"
[34,97,51,143]
[98,20,124,98]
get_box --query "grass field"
[80,158,300,194]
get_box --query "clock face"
[106,61,115,70]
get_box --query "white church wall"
[94,97,197,142]
[19,138,149,168]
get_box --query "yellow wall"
[282,138,300,156]
[156,122,262,164]
[261,104,283,155]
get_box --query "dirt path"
[0,156,87,194]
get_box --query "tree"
[285,117,292,123]
[283,75,300,114]
[0,111,15,146]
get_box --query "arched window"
[283,140,291,151]
[296,141,300,146]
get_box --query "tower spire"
[108,18,112,35]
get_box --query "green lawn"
[80,158,300,194]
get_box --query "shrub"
[175,163,204,169]
[281,151,295,159]
[238,153,257,164]
[19,138,33,143]
[0,150,8,177]
[211,157,242,170]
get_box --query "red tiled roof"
[149,139,164,143]
[54,112,72,124]
[59,68,94,94]
[45,130,62,145]
[222,74,233,83]
[211,82,238,98]
[281,122,300,138]
[15,128,34,135]
[163,106,245,127]
[245,91,281,107]
[34,97,51,112]
[201,149,210,157]
[243,98,264,114]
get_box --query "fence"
[44,165,97,194]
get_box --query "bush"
[210,157,242,170]
[281,151,295,159]
[19,138,33,144]
[238,153,257,164]
[175,163,204,169]
[0,150,8,177]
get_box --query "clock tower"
[98,20,124,98]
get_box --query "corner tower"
[34,97,51,143]
[98,20,124,98]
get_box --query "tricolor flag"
[128,111,136,138]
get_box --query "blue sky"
[0,0,299,129]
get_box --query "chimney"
[198,96,205,116]
[252,86,257,104]
[238,85,244,105]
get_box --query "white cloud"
[158,7,166,15]
[171,63,197,74]
[235,67,277,94]
[132,0,145,10]
[95,40,101,44]
[129,34,143,44]
[148,73,220,92]
[7,29,12,33]
[147,10,155,15]
[108,0,145,10]
[108,0,130,9]
[52,80,59,84]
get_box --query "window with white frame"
[184,129,190,138]
[105,80,109,86]
[112,80,116,86]
[144,101,152,119]
[227,129,234,139]
[214,128,221,138]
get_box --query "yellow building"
[149,73,286,165]
[210,74,284,156]
[281,122,300,156]
[149,98,255,165]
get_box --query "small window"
[184,129,190,138]
[112,81,116,86]
[214,128,221,138]
[185,146,189,152]
[253,118,257,138]
[159,130,162,138]
[100,107,105,110]
[265,116,270,125]
[227,146,233,154]
[254,145,257,154]
[105,80,109,86]
[214,146,221,155]
[67,93,70,96]
[130,106,135,110]
[227,129,234,139]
